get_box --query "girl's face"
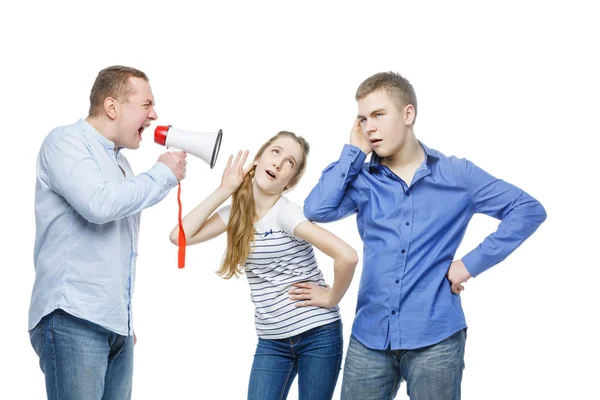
[253,136,304,195]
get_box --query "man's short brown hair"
[88,65,149,117]
[356,72,418,123]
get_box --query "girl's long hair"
[217,131,310,279]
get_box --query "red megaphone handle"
[177,183,186,268]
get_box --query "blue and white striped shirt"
[218,196,340,339]
[29,119,178,335]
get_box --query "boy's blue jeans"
[248,319,343,400]
[341,329,467,400]
[29,309,134,400]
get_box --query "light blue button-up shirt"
[29,119,178,336]
[304,143,546,350]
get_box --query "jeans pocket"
[305,321,344,357]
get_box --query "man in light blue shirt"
[29,65,187,400]
[304,72,546,400]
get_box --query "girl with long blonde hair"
[170,131,357,400]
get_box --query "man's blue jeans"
[29,309,134,400]
[341,329,467,400]
[247,319,343,400]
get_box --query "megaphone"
[154,125,223,168]
[154,125,224,270]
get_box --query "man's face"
[114,77,158,149]
[253,136,304,195]
[357,89,412,158]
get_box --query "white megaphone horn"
[154,125,223,168]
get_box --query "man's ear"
[104,97,118,120]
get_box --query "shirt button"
[341,173,346,178]
[405,222,410,225]
[401,249,406,254]
[351,150,357,154]
[392,311,396,315]
[395,279,399,283]
[406,192,411,197]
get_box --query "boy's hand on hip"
[446,260,472,294]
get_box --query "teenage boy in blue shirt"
[303,72,546,400]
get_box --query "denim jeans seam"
[48,314,60,397]
[459,329,466,371]
[30,320,44,362]
[454,332,464,398]
[47,312,55,344]
[279,360,297,400]
[39,319,46,355]
[391,373,400,400]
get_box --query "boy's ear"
[404,104,416,125]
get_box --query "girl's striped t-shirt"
[217,196,340,339]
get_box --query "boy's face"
[357,89,413,158]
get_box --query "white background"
[1,1,598,399]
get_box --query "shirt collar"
[77,118,118,153]
[368,140,438,173]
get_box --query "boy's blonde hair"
[356,71,418,123]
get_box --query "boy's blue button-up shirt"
[304,143,546,350]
